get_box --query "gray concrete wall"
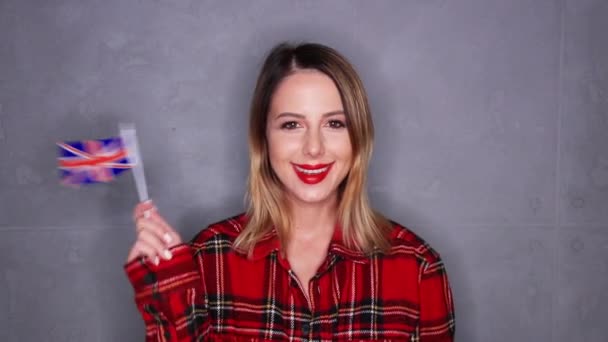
[0,0,606,341]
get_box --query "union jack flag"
[57,137,134,186]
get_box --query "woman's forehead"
[270,70,343,116]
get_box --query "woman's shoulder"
[190,212,248,245]
[386,219,445,266]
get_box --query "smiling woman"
[268,72,352,204]
[124,42,456,341]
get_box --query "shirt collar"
[248,228,281,260]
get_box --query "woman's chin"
[289,190,336,206]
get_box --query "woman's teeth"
[295,166,329,174]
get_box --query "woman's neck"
[284,194,339,295]
[288,195,339,240]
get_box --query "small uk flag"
[57,137,134,186]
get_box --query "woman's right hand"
[126,200,183,265]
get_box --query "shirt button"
[301,322,310,336]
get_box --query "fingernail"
[143,210,151,219]
[163,250,172,260]
[163,233,172,244]
[154,256,160,265]
[144,199,153,204]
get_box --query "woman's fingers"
[127,199,184,264]
[127,240,159,265]
[137,228,173,260]
[126,227,172,264]
[147,210,182,246]
[132,200,155,222]
[136,210,182,247]
[134,200,182,246]
[135,216,170,243]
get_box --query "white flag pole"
[119,123,149,202]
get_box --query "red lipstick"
[292,162,334,185]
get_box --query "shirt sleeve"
[124,244,207,341]
[418,257,456,341]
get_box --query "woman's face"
[266,69,352,208]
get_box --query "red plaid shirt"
[125,214,455,341]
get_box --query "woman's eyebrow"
[274,110,345,119]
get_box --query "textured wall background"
[0,0,607,341]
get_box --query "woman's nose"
[303,128,324,157]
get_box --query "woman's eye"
[328,120,346,129]
[280,121,299,130]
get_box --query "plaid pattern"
[57,137,132,186]
[125,214,455,341]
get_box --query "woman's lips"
[292,162,334,184]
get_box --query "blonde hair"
[234,42,392,256]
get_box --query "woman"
[125,42,455,341]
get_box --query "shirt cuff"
[124,244,200,302]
